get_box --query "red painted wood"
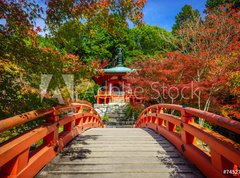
[0,103,104,177]
[135,104,240,178]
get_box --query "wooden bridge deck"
[37,128,203,178]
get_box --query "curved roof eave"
[103,66,133,73]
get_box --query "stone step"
[107,114,125,116]
[115,125,134,128]
[116,121,135,124]
[117,118,134,120]
[96,109,126,112]
[108,120,134,124]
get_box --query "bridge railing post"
[89,116,93,127]
[75,106,83,126]
[90,108,93,114]
[1,149,29,176]
[76,105,82,113]
[157,107,164,126]
[166,121,175,132]
[147,108,151,124]
[180,110,195,144]
[0,102,104,177]
[64,115,75,132]
[92,117,96,127]
[46,108,59,123]
[44,109,59,147]
[211,146,237,175]
[83,117,89,124]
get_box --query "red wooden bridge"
[0,102,239,178]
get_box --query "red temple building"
[93,49,139,104]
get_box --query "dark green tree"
[206,0,240,10]
[131,25,176,56]
[172,5,201,33]
[51,19,136,65]
[52,21,113,62]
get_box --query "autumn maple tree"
[1,0,239,123]
[176,4,240,117]
[127,4,240,120]
[46,0,147,31]
[0,0,148,119]
[0,0,95,118]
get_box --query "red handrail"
[0,102,104,178]
[134,104,240,178]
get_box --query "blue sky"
[0,0,207,35]
[142,0,206,31]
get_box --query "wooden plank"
[36,128,203,178]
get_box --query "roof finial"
[117,48,123,66]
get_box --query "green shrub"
[102,115,109,122]
[126,104,144,120]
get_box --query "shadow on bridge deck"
[142,128,204,177]
[36,128,204,178]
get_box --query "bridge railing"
[0,103,104,178]
[134,104,240,178]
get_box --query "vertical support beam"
[44,130,58,146]
[83,117,88,124]
[90,108,93,114]
[181,110,195,144]
[64,115,75,131]
[92,117,96,127]
[1,149,29,176]
[181,130,195,144]
[157,107,164,126]
[157,106,163,114]
[158,118,163,126]
[109,83,112,96]
[166,121,176,132]
[122,81,125,102]
[211,149,236,174]
[44,109,59,146]
[148,108,152,114]
[147,116,150,123]
[75,113,82,125]
[89,116,93,124]
[46,109,59,123]
[76,105,82,114]
[79,117,83,126]
[152,116,156,124]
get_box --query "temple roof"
[93,48,134,85]
[103,66,132,73]
[103,48,132,74]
